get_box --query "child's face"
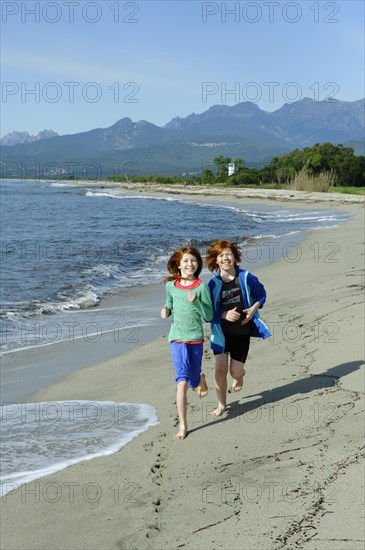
[178,253,199,279]
[216,248,235,272]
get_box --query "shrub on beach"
[287,169,336,193]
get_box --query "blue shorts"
[170,342,203,388]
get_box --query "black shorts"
[213,333,250,363]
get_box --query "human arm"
[191,284,213,322]
[161,283,173,318]
[240,272,267,324]
[246,272,267,308]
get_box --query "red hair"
[164,246,203,283]
[206,240,241,272]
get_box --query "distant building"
[228,162,236,176]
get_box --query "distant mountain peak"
[1,129,58,146]
[113,117,133,125]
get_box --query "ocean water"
[0,179,351,355]
[0,400,158,497]
[0,179,352,492]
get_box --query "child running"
[206,240,271,417]
[161,246,213,440]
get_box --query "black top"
[220,276,251,335]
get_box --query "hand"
[225,307,241,322]
[241,307,254,325]
[161,306,170,318]
[188,291,197,303]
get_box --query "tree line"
[111,143,365,187]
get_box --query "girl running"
[161,246,213,439]
[206,240,271,417]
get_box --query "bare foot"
[229,369,245,393]
[175,427,187,440]
[230,377,243,392]
[210,404,227,417]
[197,373,208,398]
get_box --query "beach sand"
[1,191,364,550]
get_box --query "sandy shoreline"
[55,179,365,204]
[122,182,365,204]
[1,190,364,550]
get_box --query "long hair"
[206,240,241,272]
[163,246,203,283]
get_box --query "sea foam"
[0,401,159,497]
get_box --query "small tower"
[228,162,236,176]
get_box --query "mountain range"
[1,98,364,178]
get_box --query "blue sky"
[1,0,364,137]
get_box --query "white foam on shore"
[0,401,159,497]
[85,190,178,202]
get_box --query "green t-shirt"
[165,279,213,342]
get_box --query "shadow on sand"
[188,360,364,435]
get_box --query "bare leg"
[210,353,229,417]
[229,359,245,393]
[197,372,208,398]
[176,381,188,439]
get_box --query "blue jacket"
[208,268,271,353]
